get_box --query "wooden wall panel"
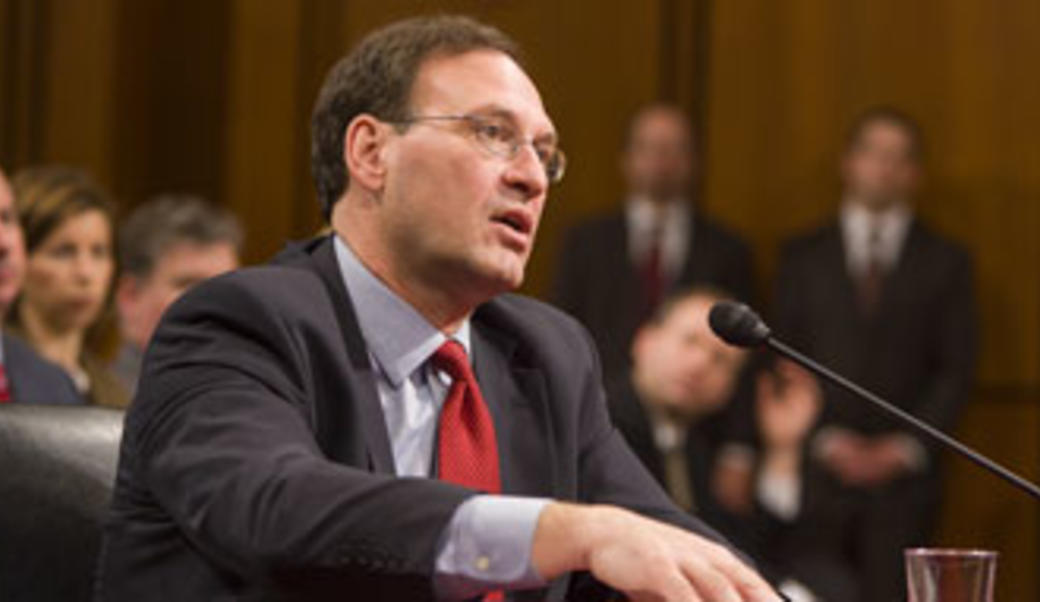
[222,0,304,262]
[111,0,230,212]
[38,0,118,186]
[702,0,1040,386]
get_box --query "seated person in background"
[607,287,849,601]
[96,15,779,602]
[114,194,242,395]
[0,166,80,405]
[8,166,127,408]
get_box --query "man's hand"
[531,502,780,602]
[756,361,821,454]
[818,430,915,488]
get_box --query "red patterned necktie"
[431,340,504,602]
[0,364,10,403]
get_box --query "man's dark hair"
[310,15,521,221]
[845,105,925,160]
[119,194,243,280]
[646,285,735,327]
[621,102,696,153]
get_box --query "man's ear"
[115,274,140,316]
[631,323,654,364]
[343,114,390,193]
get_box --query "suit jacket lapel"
[606,214,641,331]
[823,224,865,325]
[294,236,397,474]
[471,321,559,498]
[874,219,924,318]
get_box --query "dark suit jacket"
[552,209,754,376]
[605,375,729,520]
[3,332,82,405]
[773,219,976,456]
[95,236,737,602]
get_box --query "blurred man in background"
[607,287,851,601]
[0,166,80,405]
[114,195,242,394]
[772,106,977,601]
[552,103,754,376]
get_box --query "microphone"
[708,301,1040,501]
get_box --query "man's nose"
[502,145,548,200]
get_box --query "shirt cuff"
[718,443,756,469]
[756,467,802,521]
[891,433,929,472]
[433,495,550,600]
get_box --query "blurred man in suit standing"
[773,107,977,601]
[0,166,80,405]
[552,104,754,376]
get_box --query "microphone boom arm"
[767,336,1040,500]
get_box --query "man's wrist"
[530,502,607,581]
[762,445,802,476]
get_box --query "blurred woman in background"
[8,166,127,408]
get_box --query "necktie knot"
[431,340,470,382]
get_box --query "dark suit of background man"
[552,103,754,376]
[605,287,862,602]
[95,16,779,602]
[773,107,977,602]
[0,167,81,406]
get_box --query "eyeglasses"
[389,114,567,184]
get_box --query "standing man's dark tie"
[858,224,885,314]
[432,340,504,602]
[640,224,665,321]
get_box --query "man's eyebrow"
[470,105,558,144]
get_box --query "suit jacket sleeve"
[570,324,747,547]
[125,272,475,597]
[910,249,977,439]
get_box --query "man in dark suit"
[772,107,977,601]
[606,287,856,602]
[552,103,754,376]
[0,166,81,406]
[95,16,778,602]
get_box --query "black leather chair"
[0,404,124,602]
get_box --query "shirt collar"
[840,200,914,268]
[333,234,471,388]
[626,196,690,231]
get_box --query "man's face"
[118,241,238,347]
[376,50,554,299]
[0,172,26,315]
[621,107,694,203]
[633,296,746,417]
[842,120,920,211]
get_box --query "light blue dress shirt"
[333,235,549,599]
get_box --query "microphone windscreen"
[708,301,772,347]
